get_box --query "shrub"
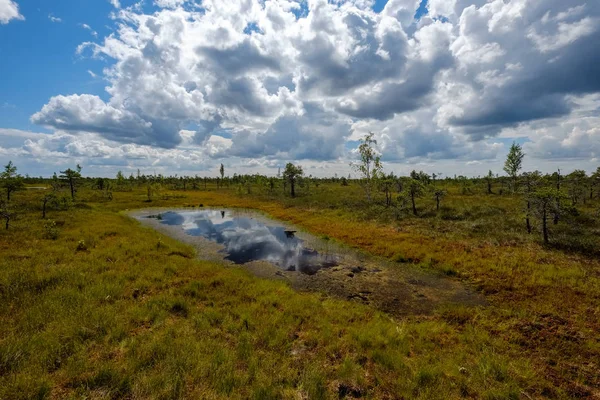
[43,220,59,240]
[76,240,88,251]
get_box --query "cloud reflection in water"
[159,210,337,274]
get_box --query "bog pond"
[132,208,485,316]
[153,209,338,275]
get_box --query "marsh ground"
[1,181,599,399]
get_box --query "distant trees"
[283,163,303,197]
[1,161,24,201]
[351,132,382,203]
[504,142,525,193]
[60,165,82,201]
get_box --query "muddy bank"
[130,208,486,318]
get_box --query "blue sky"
[0,1,113,130]
[0,0,599,177]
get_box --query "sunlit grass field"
[1,180,598,398]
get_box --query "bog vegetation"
[1,137,600,399]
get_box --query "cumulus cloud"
[438,0,600,138]
[23,0,600,174]
[48,13,62,23]
[0,0,23,24]
[31,94,184,148]
[79,23,98,37]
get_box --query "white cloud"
[527,16,598,53]
[16,0,600,176]
[108,0,121,9]
[48,13,62,23]
[0,0,23,24]
[154,0,187,8]
[79,23,98,37]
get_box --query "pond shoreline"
[129,207,486,318]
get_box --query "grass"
[0,181,599,398]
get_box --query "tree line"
[2,136,600,246]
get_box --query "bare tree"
[0,201,13,230]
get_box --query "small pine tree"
[283,163,303,197]
[1,161,24,202]
[60,165,82,201]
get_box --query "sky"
[0,0,599,178]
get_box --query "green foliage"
[1,161,25,202]
[503,142,525,192]
[146,183,161,202]
[283,163,303,197]
[528,187,569,243]
[566,169,587,205]
[378,173,395,206]
[351,132,383,202]
[59,164,82,200]
[433,189,446,211]
[43,220,59,240]
[404,173,427,215]
[76,239,88,251]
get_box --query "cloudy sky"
[0,0,599,178]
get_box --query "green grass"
[1,181,599,398]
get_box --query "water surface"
[151,210,337,275]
